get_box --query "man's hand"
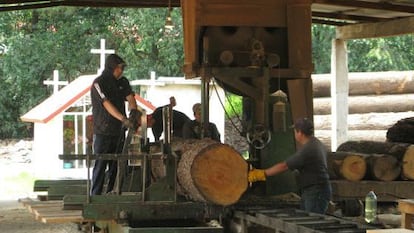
[122,118,134,129]
[248,168,266,183]
[129,109,141,121]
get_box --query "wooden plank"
[401,213,414,229]
[331,181,414,202]
[18,197,37,207]
[32,206,65,218]
[40,215,87,224]
[33,179,86,191]
[27,202,63,214]
[367,229,414,233]
[336,16,414,39]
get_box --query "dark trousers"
[91,134,123,195]
[300,182,332,214]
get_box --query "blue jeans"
[301,182,332,214]
[91,134,123,195]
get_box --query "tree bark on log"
[328,152,367,181]
[316,130,386,151]
[336,140,414,180]
[387,117,414,144]
[151,138,248,206]
[315,112,414,130]
[312,71,414,97]
[314,94,414,115]
[337,141,409,160]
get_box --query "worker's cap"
[292,117,314,136]
[192,103,201,113]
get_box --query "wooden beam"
[313,0,414,14]
[312,11,386,23]
[336,16,414,39]
[0,0,182,11]
[312,18,348,26]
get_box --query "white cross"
[90,39,115,74]
[43,70,68,94]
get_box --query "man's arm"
[248,161,289,183]
[265,162,289,176]
[102,100,127,122]
[126,93,138,111]
[210,123,221,142]
[182,121,195,139]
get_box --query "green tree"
[312,24,335,74]
[0,7,184,138]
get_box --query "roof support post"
[330,38,349,151]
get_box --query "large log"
[337,140,414,180]
[312,71,414,98]
[152,138,248,206]
[328,152,366,181]
[316,130,386,150]
[315,112,414,130]
[365,154,401,181]
[314,94,414,115]
[402,145,414,180]
[387,117,414,144]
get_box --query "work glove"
[248,168,266,183]
[122,118,134,129]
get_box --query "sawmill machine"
[181,0,314,196]
[57,1,375,232]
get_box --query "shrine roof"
[21,75,156,123]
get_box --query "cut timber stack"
[18,197,89,224]
[312,71,414,149]
[328,151,401,181]
[333,140,414,181]
[152,138,248,206]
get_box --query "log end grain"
[402,145,414,180]
[370,154,401,181]
[191,143,248,206]
[340,154,367,181]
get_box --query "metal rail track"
[231,207,375,233]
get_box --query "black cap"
[292,117,314,136]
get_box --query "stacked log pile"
[312,71,414,149]
[328,140,414,182]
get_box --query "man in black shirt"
[147,96,190,141]
[182,103,221,142]
[90,54,139,195]
[248,118,331,214]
